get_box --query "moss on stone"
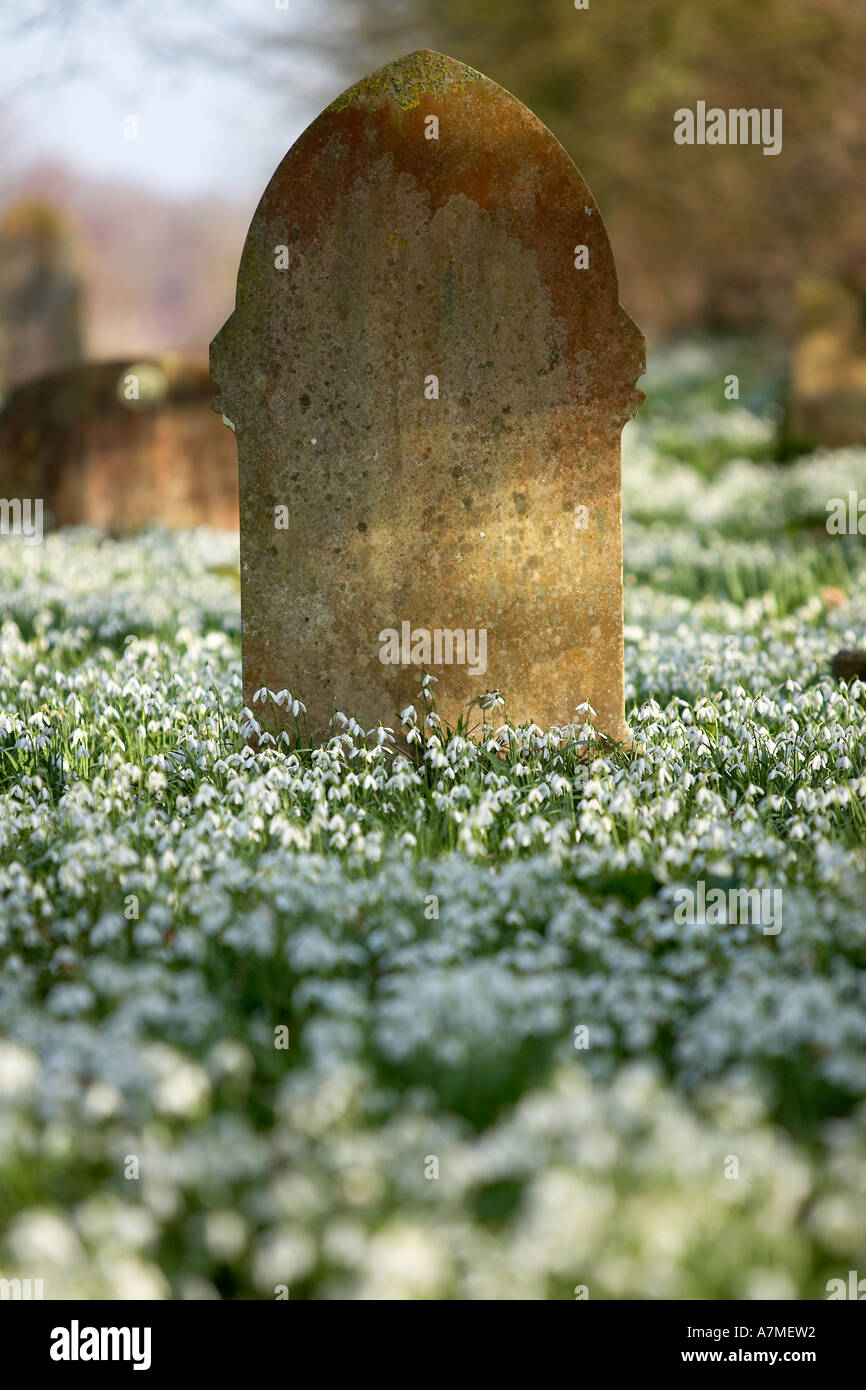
[326,49,482,114]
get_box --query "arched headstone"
[211,49,644,742]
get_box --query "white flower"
[204,1211,248,1261]
[359,1224,450,1299]
[8,1211,84,1267]
[144,1045,211,1118]
[0,1042,38,1098]
[251,1228,316,1291]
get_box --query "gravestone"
[789,277,866,447]
[0,202,83,399]
[211,49,644,742]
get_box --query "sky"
[2,0,351,203]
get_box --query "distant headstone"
[832,650,866,685]
[0,202,83,398]
[0,358,238,531]
[211,49,644,741]
[789,277,866,447]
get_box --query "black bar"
[2,1298,861,1375]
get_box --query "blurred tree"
[312,0,866,337]
[7,0,865,339]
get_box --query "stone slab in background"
[0,357,238,531]
[831,650,866,685]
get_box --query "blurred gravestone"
[789,278,866,447]
[0,358,239,531]
[211,49,644,741]
[0,202,83,399]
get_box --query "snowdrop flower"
[0,1042,38,1098]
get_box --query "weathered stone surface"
[211,49,644,742]
[0,358,238,531]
